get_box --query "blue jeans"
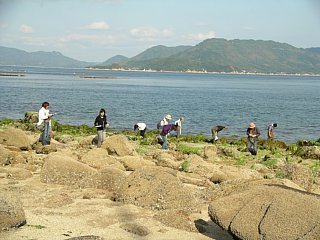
[161,135,168,149]
[40,121,50,145]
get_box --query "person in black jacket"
[94,108,108,147]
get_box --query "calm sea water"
[0,66,319,143]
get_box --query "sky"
[0,0,320,62]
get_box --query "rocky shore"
[0,113,319,240]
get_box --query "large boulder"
[101,135,134,156]
[204,145,218,159]
[154,152,181,170]
[79,148,110,169]
[0,144,11,165]
[114,166,198,212]
[0,192,26,231]
[117,156,155,171]
[79,167,127,192]
[208,185,320,240]
[0,128,33,149]
[0,167,32,180]
[40,153,97,186]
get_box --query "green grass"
[261,158,278,168]
[310,161,320,177]
[26,224,46,229]
[180,160,190,172]
[0,119,15,126]
[235,158,247,165]
[176,144,201,155]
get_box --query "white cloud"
[84,21,110,30]
[184,31,216,41]
[19,24,34,33]
[130,27,173,42]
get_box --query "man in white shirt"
[37,102,53,145]
[174,117,185,138]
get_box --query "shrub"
[177,144,201,155]
[180,160,190,172]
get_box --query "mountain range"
[1,38,320,74]
[0,46,93,68]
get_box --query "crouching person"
[160,123,178,150]
[134,122,147,138]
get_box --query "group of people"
[37,103,277,155]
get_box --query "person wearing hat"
[157,114,172,129]
[174,117,185,138]
[246,122,260,155]
[211,125,228,142]
[94,108,108,147]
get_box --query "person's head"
[273,123,278,128]
[165,114,172,121]
[179,117,185,123]
[133,124,138,131]
[248,122,256,129]
[99,108,106,117]
[42,102,49,109]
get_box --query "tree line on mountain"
[1,38,320,74]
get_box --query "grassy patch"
[176,144,201,155]
[261,158,278,168]
[0,119,15,126]
[26,224,46,229]
[235,158,247,165]
[180,160,190,172]
[310,161,320,177]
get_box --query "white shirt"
[160,118,168,126]
[136,123,146,130]
[37,107,50,126]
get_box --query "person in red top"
[247,122,260,155]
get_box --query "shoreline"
[1,64,320,77]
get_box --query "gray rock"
[40,153,97,186]
[0,192,26,231]
[208,185,320,240]
[101,135,134,156]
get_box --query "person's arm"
[94,116,99,126]
[256,128,261,137]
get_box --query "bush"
[180,160,190,172]
[176,144,201,155]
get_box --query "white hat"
[165,114,172,120]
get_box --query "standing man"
[37,102,53,145]
[267,123,278,140]
[211,125,228,142]
[174,117,185,138]
[247,122,260,155]
[134,122,147,138]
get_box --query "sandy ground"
[0,172,233,240]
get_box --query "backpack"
[157,121,162,130]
